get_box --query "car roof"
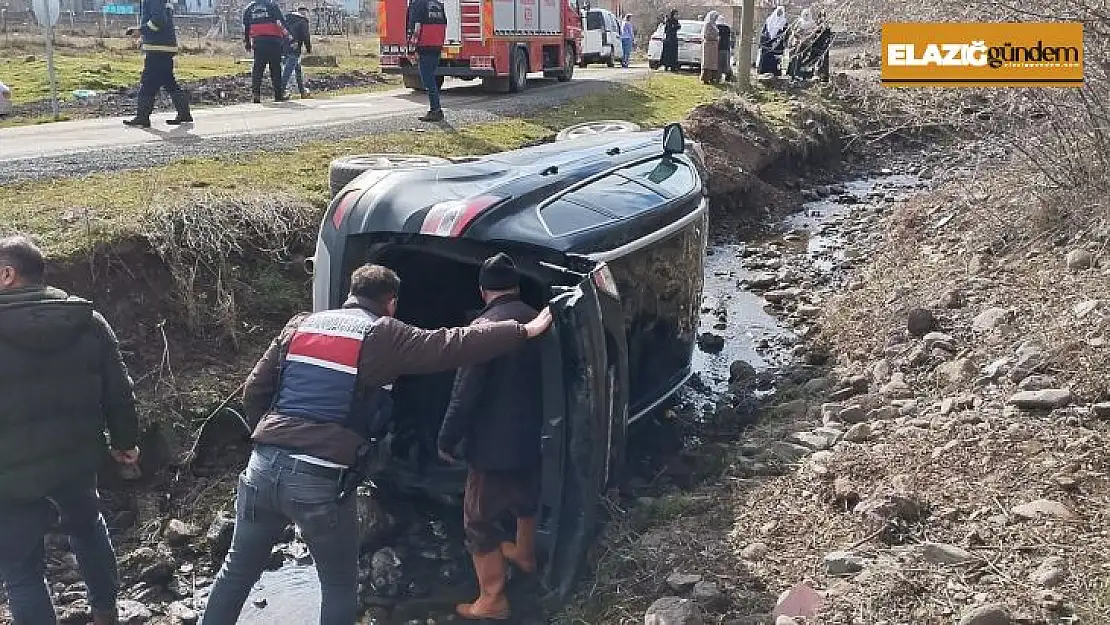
[337,130,703,253]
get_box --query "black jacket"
[0,287,138,501]
[438,294,543,472]
[284,12,312,55]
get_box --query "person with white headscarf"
[787,5,832,80]
[699,11,721,84]
[758,5,789,75]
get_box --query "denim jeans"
[0,479,119,625]
[621,38,633,67]
[282,52,305,95]
[417,49,442,112]
[199,445,359,625]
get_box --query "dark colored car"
[308,123,708,599]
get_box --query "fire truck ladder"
[460,0,484,42]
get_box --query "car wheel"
[648,60,660,70]
[605,47,616,68]
[509,48,528,93]
[558,44,575,82]
[555,119,642,142]
[328,154,451,198]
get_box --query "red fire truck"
[378,0,583,93]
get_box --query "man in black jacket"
[281,6,312,98]
[438,253,543,621]
[0,235,140,625]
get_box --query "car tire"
[648,60,660,70]
[606,47,616,68]
[328,154,451,198]
[555,119,642,142]
[558,44,575,82]
[509,47,528,93]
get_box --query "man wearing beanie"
[438,252,544,620]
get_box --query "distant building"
[183,0,216,13]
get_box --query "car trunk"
[344,234,611,600]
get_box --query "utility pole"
[736,0,755,89]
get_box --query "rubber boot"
[166,91,193,125]
[456,551,510,620]
[122,94,155,128]
[500,516,537,574]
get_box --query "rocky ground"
[564,139,1110,625]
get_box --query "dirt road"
[0,66,648,183]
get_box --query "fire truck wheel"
[403,74,426,91]
[509,48,529,93]
[558,44,575,82]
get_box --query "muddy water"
[233,172,926,625]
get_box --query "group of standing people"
[121,0,313,128]
[0,232,552,625]
[757,5,832,81]
[655,10,732,85]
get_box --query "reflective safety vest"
[273,308,392,439]
[416,0,448,49]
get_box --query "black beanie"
[479,253,519,291]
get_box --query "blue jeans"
[282,52,305,95]
[0,479,119,625]
[417,49,442,112]
[621,38,633,67]
[199,445,359,625]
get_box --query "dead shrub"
[143,191,317,348]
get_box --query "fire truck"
[378,0,584,93]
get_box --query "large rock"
[697,333,726,353]
[1011,499,1077,521]
[957,604,1012,625]
[167,601,199,625]
[921,542,976,565]
[356,489,398,551]
[972,307,1012,333]
[729,360,758,385]
[164,519,200,548]
[645,597,705,625]
[741,542,769,561]
[207,512,235,562]
[1017,375,1057,391]
[1030,557,1067,587]
[923,332,956,352]
[692,581,724,608]
[907,308,936,337]
[1008,389,1072,410]
[666,572,703,592]
[1010,342,1048,381]
[843,423,871,443]
[937,358,977,388]
[1066,249,1094,271]
[823,551,865,575]
[117,600,153,625]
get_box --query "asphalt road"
[0,66,649,184]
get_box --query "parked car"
[0,81,12,116]
[647,19,706,70]
[579,7,621,67]
[311,122,709,599]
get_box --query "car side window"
[541,198,616,235]
[617,158,699,199]
[586,11,603,30]
[565,174,667,218]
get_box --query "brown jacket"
[244,296,529,465]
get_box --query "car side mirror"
[663,123,685,155]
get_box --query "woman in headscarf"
[699,11,721,84]
[787,6,832,80]
[661,9,681,72]
[757,5,788,75]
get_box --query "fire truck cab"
[378,0,583,93]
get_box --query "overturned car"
[309,121,709,598]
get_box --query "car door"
[536,263,610,601]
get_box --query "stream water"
[231,170,927,625]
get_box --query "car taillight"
[331,190,358,229]
[592,263,620,300]
[420,195,504,237]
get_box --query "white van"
[579,8,620,67]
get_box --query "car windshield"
[680,21,702,35]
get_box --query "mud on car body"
[308,123,708,599]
